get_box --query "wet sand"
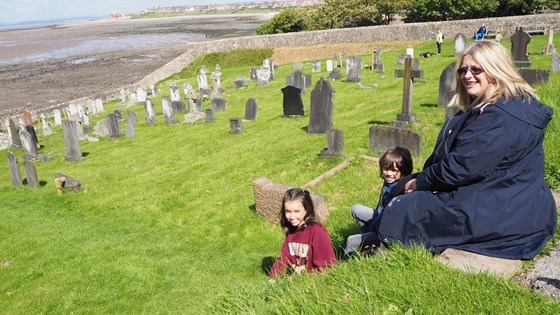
[0,13,274,116]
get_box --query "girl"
[344,146,413,258]
[268,188,337,278]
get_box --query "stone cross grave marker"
[245,98,258,121]
[454,33,467,57]
[510,27,531,67]
[345,56,362,82]
[62,120,84,161]
[9,117,22,148]
[7,152,24,187]
[281,85,304,117]
[308,77,334,135]
[24,160,39,188]
[127,110,138,125]
[162,96,179,124]
[320,129,344,158]
[107,113,123,139]
[393,57,423,127]
[229,118,243,134]
[145,99,156,125]
[20,130,38,161]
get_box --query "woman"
[378,40,556,260]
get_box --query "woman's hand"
[404,179,417,193]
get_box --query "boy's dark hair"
[378,146,413,178]
[280,188,319,234]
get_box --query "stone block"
[252,177,329,224]
[438,248,521,278]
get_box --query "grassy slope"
[0,35,559,314]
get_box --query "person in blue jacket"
[475,24,487,40]
[378,40,557,260]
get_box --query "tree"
[256,8,307,35]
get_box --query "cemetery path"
[0,13,274,118]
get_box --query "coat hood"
[494,96,553,130]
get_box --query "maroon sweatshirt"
[269,223,337,278]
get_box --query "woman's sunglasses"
[457,66,484,75]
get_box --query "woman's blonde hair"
[449,40,537,111]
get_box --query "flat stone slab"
[438,248,522,278]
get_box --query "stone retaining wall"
[134,13,560,89]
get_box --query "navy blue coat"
[379,96,557,259]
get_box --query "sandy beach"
[0,13,275,116]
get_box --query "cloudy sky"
[1,0,268,25]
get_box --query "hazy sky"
[1,0,268,25]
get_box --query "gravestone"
[552,52,560,72]
[311,60,321,73]
[454,33,467,57]
[281,85,304,117]
[9,117,22,148]
[326,60,333,72]
[127,110,138,125]
[145,99,156,125]
[127,93,137,106]
[289,70,306,92]
[24,160,39,188]
[107,113,123,139]
[377,64,385,74]
[162,96,179,124]
[136,88,147,104]
[438,62,457,114]
[205,108,216,123]
[305,74,312,89]
[332,55,339,68]
[320,129,344,157]
[543,26,555,55]
[87,99,95,115]
[23,107,33,126]
[263,58,275,80]
[55,173,81,193]
[369,124,422,157]
[245,98,258,121]
[373,47,383,69]
[7,152,24,187]
[119,88,127,104]
[393,57,423,127]
[256,68,270,87]
[62,120,84,161]
[345,56,362,82]
[329,68,342,81]
[93,119,110,137]
[252,177,329,224]
[184,112,205,124]
[406,48,414,57]
[249,67,258,81]
[212,97,227,112]
[198,65,208,90]
[41,116,53,136]
[510,27,531,67]
[229,118,243,134]
[20,130,38,161]
[235,76,248,88]
[68,103,79,120]
[292,61,304,70]
[170,83,186,113]
[150,84,159,97]
[114,109,123,121]
[519,69,550,85]
[53,109,62,125]
[125,124,135,138]
[25,124,39,150]
[93,99,104,114]
[308,77,334,135]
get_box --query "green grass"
[1,34,559,314]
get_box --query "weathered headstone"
[7,152,24,187]
[543,26,555,55]
[24,160,39,188]
[373,47,383,69]
[23,106,33,126]
[292,61,304,70]
[256,68,270,87]
[454,33,467,57]
[245,98,258,121]
[438,62,457,113]
[326,60,334,72]
[93,119,110,137]
[519,69,550,85]
[263,58,275,80]
[127,110,138,125]
[62,120,84,161]
[345,56,362,82]
[41,115,53,136]
[205,108,216,123]
[145,99,156,125]
[86,98,95,115]
[235,76,248,88]
[128,93,138,107]
[170,83,186,113]
[510,27,532,67]
[229,118,243,134]
[137,88,148,104]
[20,130,38,161]
[552,52,560,72]
[328,68,342,81]
[107,113,122,139]
[53,109,62,125]
[9,117,22,148]
[114,109,123,121]
[212,97,227,112]
[320,129,344,157]
[252,177,329,224]
[55,173,81,193]
[25,124,40,149]
[150,84,159,97]
[68,103,79,120]
[250,67,258,81]
[281,85,304,117]
[369,124,422,157]
[125,123,135,138]
[311,60,321,73]
[162,96,179,124]
[393,57,423,127]
[308,77,334,135]
[288,70,306,92]
[184,112,205,124]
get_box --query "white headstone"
[406,48,414,57]
[95,99,105,113]
[326,60,333,72]
[53,109,62,125]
